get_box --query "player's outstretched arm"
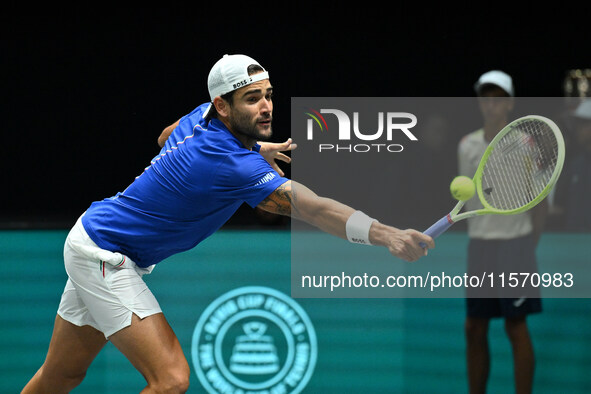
[257,180,434,262]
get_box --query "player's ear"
[213,96,230,118]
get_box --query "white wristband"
[346,211,378,245]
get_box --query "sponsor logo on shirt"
[255,172,276,186]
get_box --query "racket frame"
[451,115,565,223]
[422,115,566,243]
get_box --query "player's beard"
[229,108,273,142]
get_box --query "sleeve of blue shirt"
[214,150,289,208]
[161,103,210,152]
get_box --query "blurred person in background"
[458,70,545,394]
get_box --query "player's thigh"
[43,314,108,379]
[109,312,190,382]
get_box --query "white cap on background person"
[574,98,591,120]
[474,70,514,97]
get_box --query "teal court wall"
[1,230,589,393]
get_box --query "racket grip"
[419,214,454,248]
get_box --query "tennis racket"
[421,115,565,246]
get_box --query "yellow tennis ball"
[450,176,475,201]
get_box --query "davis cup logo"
[192,286,317,393]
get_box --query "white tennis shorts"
[57,215,161,339]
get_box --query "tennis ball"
[450,176,475,201]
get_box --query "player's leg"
[62,263,190,392]
[109,312,190,393]
[501,299,540,394]
[504,316,534,394]
[465,239,499,394]
[21,314,107,393]
[465,316,490,394]
[57,215,189,391]
[66,254,189,391]
[498,234,541,394]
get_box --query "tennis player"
[459,70,545,394]
[22,54,434,393]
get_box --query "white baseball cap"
[574,99,591,120]
[474,70,514,97]
[207,54,269,101]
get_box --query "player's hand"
[258,138,297,176]
[385,229,434,262]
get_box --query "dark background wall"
[3,6,590,228]
[2,8,591,393]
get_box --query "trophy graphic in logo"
[192,286,317,394]
[229,321,279,375]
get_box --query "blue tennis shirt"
[81,103,288,267]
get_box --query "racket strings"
[481,119,559,210]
